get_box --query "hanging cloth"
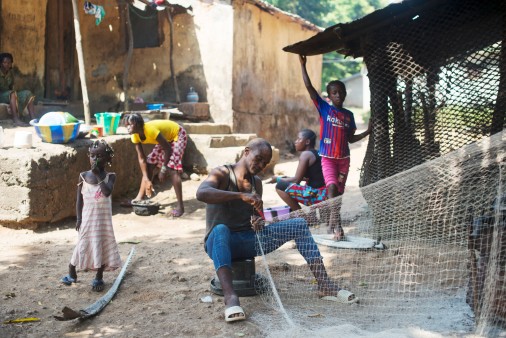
[84,1,106,26]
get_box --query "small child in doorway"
[60,139,122,291]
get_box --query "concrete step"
[181,122,231,134]
[189,133,257,148]
[182,121,278,174]
[184,142,279,175]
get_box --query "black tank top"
[204,165,258,244]
[306,149,325,188]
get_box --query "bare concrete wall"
[231,1,322,149]
[192,1,234,124]
[342,68,370,109]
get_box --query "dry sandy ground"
[0,120,478,337]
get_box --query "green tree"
[265,0,388,92]
[265,0,337,27]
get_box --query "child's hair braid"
[89,139,115,165]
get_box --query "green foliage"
[265,0,337,27]
[264,0,389,91]
[322,54,362,91]
[265,0,388,27]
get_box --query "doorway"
[45,0,78,101]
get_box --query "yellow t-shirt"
[130,120,180,144]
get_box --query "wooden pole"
[71,0,91,125]
[123,1,134,112]
[166,7,180,103]
[58,0,65,95]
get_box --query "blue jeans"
[205,218,322,271]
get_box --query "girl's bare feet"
[170,208,184,217]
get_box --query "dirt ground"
[1,120,477,338]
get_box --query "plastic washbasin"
[30,119,82,144]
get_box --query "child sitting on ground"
[60,139,122,291]
[266,128,327,211]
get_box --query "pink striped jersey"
[312,95,356,159]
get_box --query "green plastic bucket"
[94,113,122,135]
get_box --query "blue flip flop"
[91,279,105,292]
[60,275,76,285]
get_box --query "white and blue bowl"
[30,119,83,144]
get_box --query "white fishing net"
[253,131,505,336]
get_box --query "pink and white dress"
[71,173,122,271]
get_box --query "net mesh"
[254,131,504,336]
[359,0,505,186]
[251,0,505,334]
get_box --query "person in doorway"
[266,128,327,211]
[60,139,122,292]
[124,113,187,217]
[0,52,36,126]
[196,138,358,323]
[299,55,372,240]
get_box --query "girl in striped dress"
[60,139,122,291]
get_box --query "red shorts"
[146,127,187,171]
[321,156,350,194]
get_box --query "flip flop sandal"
[60,275,77,286]
[91,279,105,292]
[224,305,246,322]
[321,289,359,304]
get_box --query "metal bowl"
[131,200,160,216]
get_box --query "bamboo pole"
[71,0,91,125]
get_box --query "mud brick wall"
[0,135,153,229]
